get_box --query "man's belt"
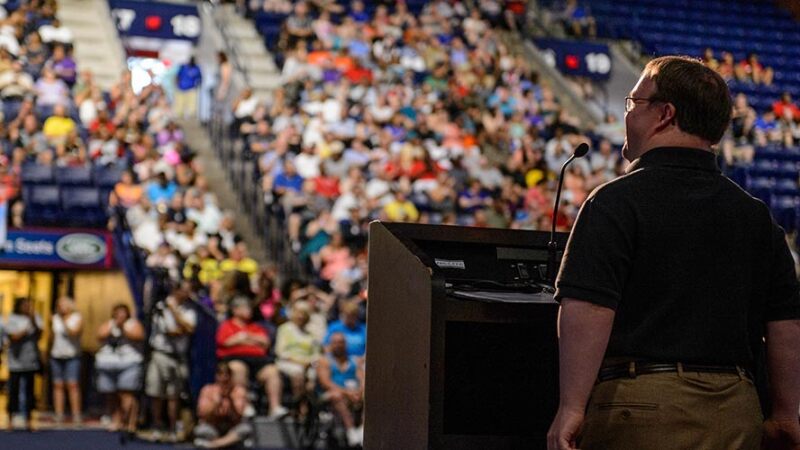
[597,361,752,383]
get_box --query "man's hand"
[762,417,800,450]
[547,408,584,450]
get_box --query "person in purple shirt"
[49,44,77,87]
[457,179,492,215]
[348,0,369,23]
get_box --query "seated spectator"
[216,296,287,419]
[38,18,73,45]
[10,114,48,163]
[55,129,87,166]
[165,218,208,258]
[382,190,420,222]
[273,159,304,200]
[275,301,321,399]
[21,32,47,75]
[95,304,145,436]
[42,103,76,145]
[146,171,178,206]
[49,44,77,87]
[716,51,735,81]
[587,138,621,189]
[186,193,223,236]
[285,1,314,47]
[735,52,773,86]
[50,296,83,425]
[458,179,492,215]
[5,297,43,431]
[722,93,756,165]
[593,113,625,147]
[701,47,718,71]
[324,301,366,357]
[113,170,144,209]
[560,0,596,38]
[193,362,254,449]
[145,282,197,442]
[0,60,35,100]
[147,242,181,282]
[34,66,69,107]
[317,231,353,284]
[772,92,800,122]
[317,332,364,447]
[220,243,259,277]
[753,110,783,146]
[255,270,281,323]
[182,245,221,285]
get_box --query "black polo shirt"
[555,146,800,365]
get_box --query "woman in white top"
[95,304,145,436]
[50,296,83,424]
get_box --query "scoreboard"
[535,38,612,81]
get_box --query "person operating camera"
[145,281,197,442]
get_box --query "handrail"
[208,100,302,281]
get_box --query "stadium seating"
[549,0,800,232]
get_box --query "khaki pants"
[173,88,198,119]
[579,369,763,450]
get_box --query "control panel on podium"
[365,221,569,450]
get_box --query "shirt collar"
[625,147,720,174]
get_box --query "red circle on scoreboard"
[144,15,162,31]
[565,54,580,70]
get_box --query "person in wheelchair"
[216,296,288,419]
[194,362,254,449]
[275,301,321,400]
[316,332,364,447]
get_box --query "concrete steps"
[178,119,269,265]
[57,0,126,91]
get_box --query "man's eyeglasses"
[625,96,662,113]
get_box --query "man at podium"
[547,56,800,450]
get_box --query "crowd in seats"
[540,0,800,253]
[234,0,626,267]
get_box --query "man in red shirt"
[216,296,287,419]
[772,92,800,122]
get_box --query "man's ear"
[655,102,676,132]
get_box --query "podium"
[364,222,568,449]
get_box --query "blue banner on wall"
[534,38,612,81]
[0,229,115,270]
[109,0,201,42]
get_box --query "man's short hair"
[643,56,732,144]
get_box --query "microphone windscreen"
[574,143,590,158]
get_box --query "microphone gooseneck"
[547,142,590,284]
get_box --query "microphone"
[547,142,590,284]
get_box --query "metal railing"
[208,108,302,280]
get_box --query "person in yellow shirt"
[42,103,76,145]
[183,246,222,285]
[382,190,419,222]
[220,243,258,277]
